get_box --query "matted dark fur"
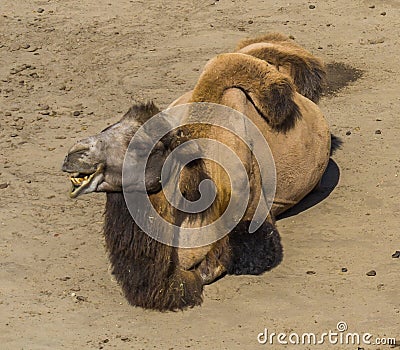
[227,221,283,275]
[104,192,204,311]
[330,134,342,156]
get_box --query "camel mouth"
[69,164,104,198]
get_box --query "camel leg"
[194,236,230,284]
[166,268,204,309]
[193,220,283,283]
[196,255,227,285]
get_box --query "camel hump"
[237,41,325,103]
[191,53,301,132]
[235,32,293,51]
[236,32,326,103]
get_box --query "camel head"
[62,102,195,198]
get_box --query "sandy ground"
[0,0,399,349]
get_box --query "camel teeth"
[70,173,94,187]
[70,177,83,185]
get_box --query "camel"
[62,33,331,311]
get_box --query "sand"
[0,0,399,349]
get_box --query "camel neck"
[103,192,177,308]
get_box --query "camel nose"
[61,135,104,173]
[61,155,75,172]
[61,142,91,172]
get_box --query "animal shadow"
[323,62,363,96]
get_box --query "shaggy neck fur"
[103,156,212,311]
[104,192,204,311]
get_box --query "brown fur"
[190,53,301,132]
[105,172,208,311]
[169,86,330,220]
[235,33,326,103]
[103,121,233,310]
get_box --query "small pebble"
[248,20,253,24]
[341,267,348,272]
[37,8,44,13]
[392,251,400,258]
[309,4,316,9]
[22,44,30,49]
[28,47,40,53]
[306,270,316,275]
[380,11,386,16]
[73,111,81,117]
[0,183,9,189]
[368,38,385,45]
[10,133,18,137]
[5,111,12,116]
[346,130,351,136]
[375,129,381,134]
[366,270,376,276]
[369,5,375,9]
[376,118,382,121]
